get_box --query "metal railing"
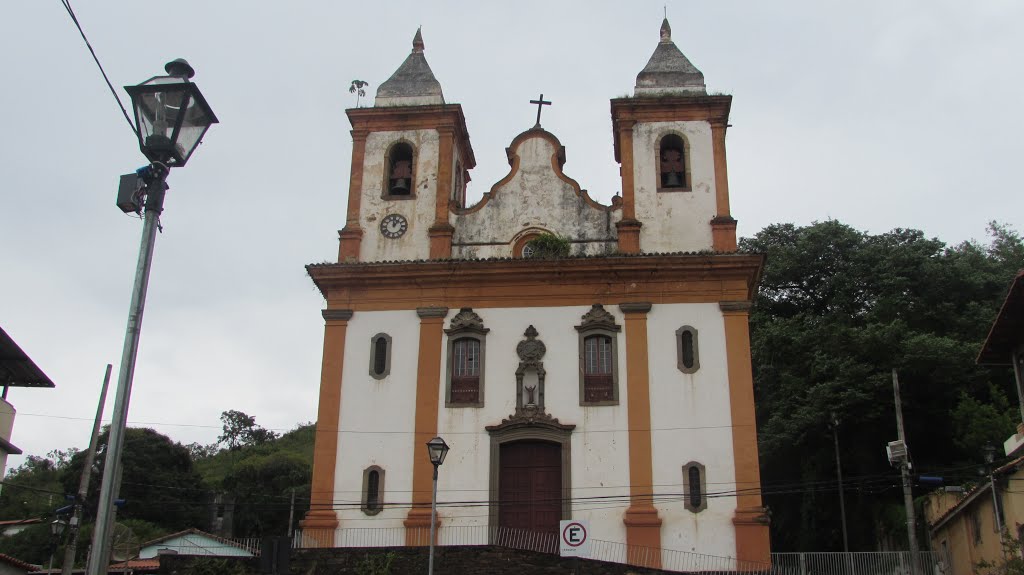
[291,526,949,574]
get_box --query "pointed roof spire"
[634,17,706,96]
[412,27,424,53]
[375,28,445,107]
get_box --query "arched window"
[445,308,489,407]
[659,134,688,190]
[368,333,392,379]
[683,461,707,513]
[576,304,620,405]
[385,142,414,198]
[676,326,700,374]
[361,466,385,515]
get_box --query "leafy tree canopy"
[743,221,1023,551]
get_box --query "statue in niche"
[515,325,547,413]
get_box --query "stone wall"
[158,546,684,575]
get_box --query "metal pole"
[892,369,920,575]
[831,415,850,553]
[86,176,166,575]
[288,488,296,538]
[429,464,438,575]
[62,364,112,575]
[990,467,1003,535]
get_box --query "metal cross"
[530,94,551,128]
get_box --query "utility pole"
[62,364,112,575]
[287,488,296,539]
[831,414,850,553]
[892,369,920,575]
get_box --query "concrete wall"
[452,133,617,259]
[330,303,737,557]
[631,121,716,253]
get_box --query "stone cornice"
[308,254,763,310]
[322,309,354,321]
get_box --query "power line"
[57,0,138,137]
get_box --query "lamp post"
[984,444,1003,535]
[48,518,68,574]
[426,436,449,575]
[85,59,217,575]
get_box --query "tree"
[218,410,279,451]
[61,427,210,531]
[742,221,1024,551]
[0,449,78,520]
[221,451,310,538]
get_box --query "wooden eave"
[978,270,1024,365]
[0,326,55,388]
[306,253,763,311]
[346,104,476,169]
[609,95,732,163]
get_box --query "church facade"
[301,21,770,567]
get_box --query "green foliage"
[524,233,571,258]
[357,551,396,575]
[61,427,210,531]
[0,449,76,520]
[0,523,59,565]
[218,410,280,451]
[179,556,254,575]
[976,530,1024,575]
[222,450,311,538]
[743,220,1024,551]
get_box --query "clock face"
[380,214,408,239]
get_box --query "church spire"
[634,17,706,96]
[374,28,445,107]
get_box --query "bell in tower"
[387,143,413,196]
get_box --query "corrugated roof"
[0,326,55,388]
[978,270,1024,364]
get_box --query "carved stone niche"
[515,325,547,412]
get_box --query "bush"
[524,233,571,259]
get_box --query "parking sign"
[559,519,591,558]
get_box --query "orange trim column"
[429,128,455,259]
[338,129,368,262]
[619,302,662,568]
[720,301,770,564]
[615,120,642,254]
[404,306,449,545]
[710,121,737,252]
[300,308,353,547]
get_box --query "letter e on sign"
[559,519,591,558]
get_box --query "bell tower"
[610,19,736,254]
[338,29,475,263]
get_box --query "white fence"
[291,526,949,574]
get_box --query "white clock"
[380,214,408,239]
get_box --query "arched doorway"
[499,440,562,533]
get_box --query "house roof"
[140,528,254,554]
[928,453,1024,532]
[978,270,1024,364]
[108,558,160,572]
[0,553,39,571]
[0,326,55,388]
[0,518,42,527]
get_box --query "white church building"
[300,20,770,568]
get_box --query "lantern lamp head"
[125,59,218,167]
[426,436,450,467]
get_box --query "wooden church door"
[498,440,562,533]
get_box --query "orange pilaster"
[619,302,662,569]
[404,307,448,545]
[338,130,368,262]
[300,308,352,547]
[615,120,642,254]
[720,302,770,564]
[710,121,737,252]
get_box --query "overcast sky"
[2,1,1022,469]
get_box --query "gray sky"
[2,1,1022,468]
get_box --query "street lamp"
[426,436,449,575]
[984,443,1003,534]
[48,518,68,574]
[85,59,217,575]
